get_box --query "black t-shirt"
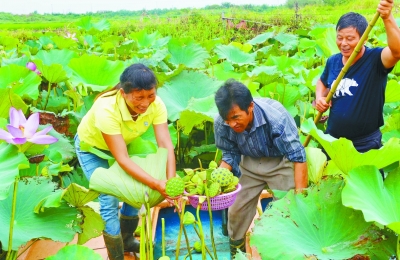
[320,47,392,139]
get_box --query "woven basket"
[187,184,241,211]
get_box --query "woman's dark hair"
[119,63,157,93]
[96,63,157,100]
[336,12,368,37]
[214,79,253,120]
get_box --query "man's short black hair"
[336,12,368,37]
[214,79,253,120]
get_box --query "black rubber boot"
[103,232,124,260]
[229,237,246,259]
[120,214,140,253]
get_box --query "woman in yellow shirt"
[74,63,176,260]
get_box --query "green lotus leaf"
[1,56,29,67]
[0,35,19,50]
[311,26,339,58]
[275,32,299,51]
[90,148,168,208]
[45,244,103,260]
[34,189,65,213]
[158,71,222,122]
[0,88,28,118]
[266,55,304,74]
[0,143,29,200]
[0,177,80,250]
[0,64,41,100]
[51,36,78,50]
[76,17,110,32]
[168,38,209,69]
[207,61,243,81]
[61,168,89,189]
[33,59,68,83]
[127,136,157,158]
[68,55,125,92]
[130,31,162,48]
[246,31,275,45]
[305,147,327,183]
[251,177,391,259]
[63,183,99,207]
[301,118,400,173]
[34,49,78,76]
[258,82,301,117]
[342,166,400,234]
[298,38,317,51]
[385,79,400,103]
[179,95,218,135]
[137,123,177,149]
[215,45,256,66]
[77,206,104,244]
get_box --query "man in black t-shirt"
[315,0,400,154]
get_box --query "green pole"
[303,11,381,147]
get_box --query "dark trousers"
[324,129,384,178]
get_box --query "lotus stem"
[196,203,206,260]
[191,223,214,258]
[6,178,19,260]
[140,214,146,260]
[43,81,52,110]
[146,202,153,260]
[162,218,166,256]
[397,235,399,260]
[204,182,218,259]
[175,200,192,259]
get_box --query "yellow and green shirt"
[77,90,167,150]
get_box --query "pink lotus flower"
[65,32,78,42]
[26,62,41,75]
[0,107,58,145]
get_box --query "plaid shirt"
[214,98,306,176]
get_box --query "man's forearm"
[293,162,308,189]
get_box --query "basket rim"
[186,183,241,199]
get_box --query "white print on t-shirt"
[333,78,358,98]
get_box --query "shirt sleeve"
[152,97,168,125]
[320,56,331,87]
[214,116,242,176]
[272,113,307,163]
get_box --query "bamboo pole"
[303,11,381,147]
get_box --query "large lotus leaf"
[305,147,327,183]
[1,56,29,67]
[0,89,28,118]
[207,61,243,81]
[258,82,301,117]
[90,148,168,208]
[250,177,390,259]
[0,143,29,200]
[301,118,400,173]
[77,206,104,244]
[246,31,275,45]
[157,71,222,121]
[68,55,125,92]
[179,95,219,135]
[298,38,317,51]
[33,59,68,83]
[46,244,103,260]
[214,45,256,66]
[34,49,78,76]
[0,177,80,250]
[246,65,280,85]
[342,166,400,234]
[385,79,400,103]
[127,136,157,158]
[138,123,178,149]
[130,31,162,48]
[311,26,339,58]
[275,32,299,51]
[168,39,209,69]
[265,55,304,74]
[92,19,111,31]
[0,64,41,100]
[61,168,89,189]
[63,183,99,207]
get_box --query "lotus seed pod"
[165,177,185,197]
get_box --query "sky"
[1,0,286,15]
